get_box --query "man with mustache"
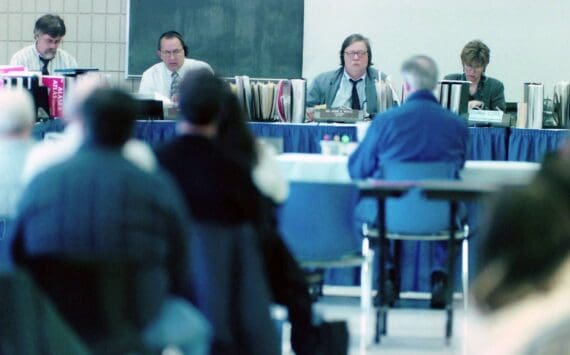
[10,14,78,75]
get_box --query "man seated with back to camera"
[138,31,213,105]
[11,87,211,353]
[306,33,398,118]
[348,55,469,308]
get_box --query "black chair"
[20,255,155,355]
[0,268,92,355]
[363,162,469,343]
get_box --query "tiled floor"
[313,295,465,355]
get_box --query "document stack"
[232,76,306,122]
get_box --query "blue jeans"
[141,296,212,355]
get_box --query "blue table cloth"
[508,128,568,162]
[33,120,568,162]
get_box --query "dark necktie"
[170,71,180,98]
[39,57,50,75]
[350,79,362,110]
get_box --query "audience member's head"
[64,72,110,122]
[472,157,570,314]
[216,89,258,170]
[401,55,439,94]
[80,88,137,148]
[33,14,67,60]
[0,88,35,138]
[178,69,227,126]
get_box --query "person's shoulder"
[312,68,342,84]
[183,58,213,72]
[484,76,504,88]
[141,61,164,76]
[10,45,34,62]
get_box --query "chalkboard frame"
[126,0,304,79]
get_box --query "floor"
[311,294,466,355]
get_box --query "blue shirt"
[348,90,469,179]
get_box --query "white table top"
[277,153,541,185]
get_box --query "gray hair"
[401,55,439,91]
[0,88,35,136]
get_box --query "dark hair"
[34,14,66,38]
[178,69,227,125]
[472,156,570,313]
[339,33,373,68]
[157,31,188,57]
[80,88,137,147]
[216,90,258,170]
[460,40,490,68]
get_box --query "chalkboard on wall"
[127,0,304,79]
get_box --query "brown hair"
[460,40,490,68]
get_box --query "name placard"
[313,108,364,123]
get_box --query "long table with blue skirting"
[31,120,568,162]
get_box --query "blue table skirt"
[33,120,567,162]
[508,128,568,162]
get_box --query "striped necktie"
[170,71,180,98]
[350,79,362,110]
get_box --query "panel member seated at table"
[348,55,469,308]
[10,14,78,75]
[138,31,213,105]
[306,33,398,117]
[444,40,506,111]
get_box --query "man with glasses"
[139,31,213,103]
[444,40,505,111]
[10,14,78,75]
[306,33,397,117]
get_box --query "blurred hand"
[468,100,484,110]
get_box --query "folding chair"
[364,161,469,343]
[278,181,374,316]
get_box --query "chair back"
[278,182,360,262]
[382,161,457,235]
[0,216,14,271]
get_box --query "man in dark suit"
[11,88,210,354]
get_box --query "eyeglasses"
[463,63,484,72]
[160,48,184,57]
[344,50,368,58]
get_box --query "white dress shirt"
[10,44,78,74]
[138,58,213,99]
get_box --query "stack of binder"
[232,76,306,123]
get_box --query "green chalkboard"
[127,0,304,78]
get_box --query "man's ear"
[156,50,162,59]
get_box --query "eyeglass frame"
[160,48,184,57]
[344,50,368,58]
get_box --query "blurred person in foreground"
[11,87,210,354]
[468,155,570,355]
[156,69,280,355]
[0,88,36,271]
[444,39,505,111]
[22,72,156,184]
[215,88,348,355]
[349,55,468,308]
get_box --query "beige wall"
[0,0,140,92]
